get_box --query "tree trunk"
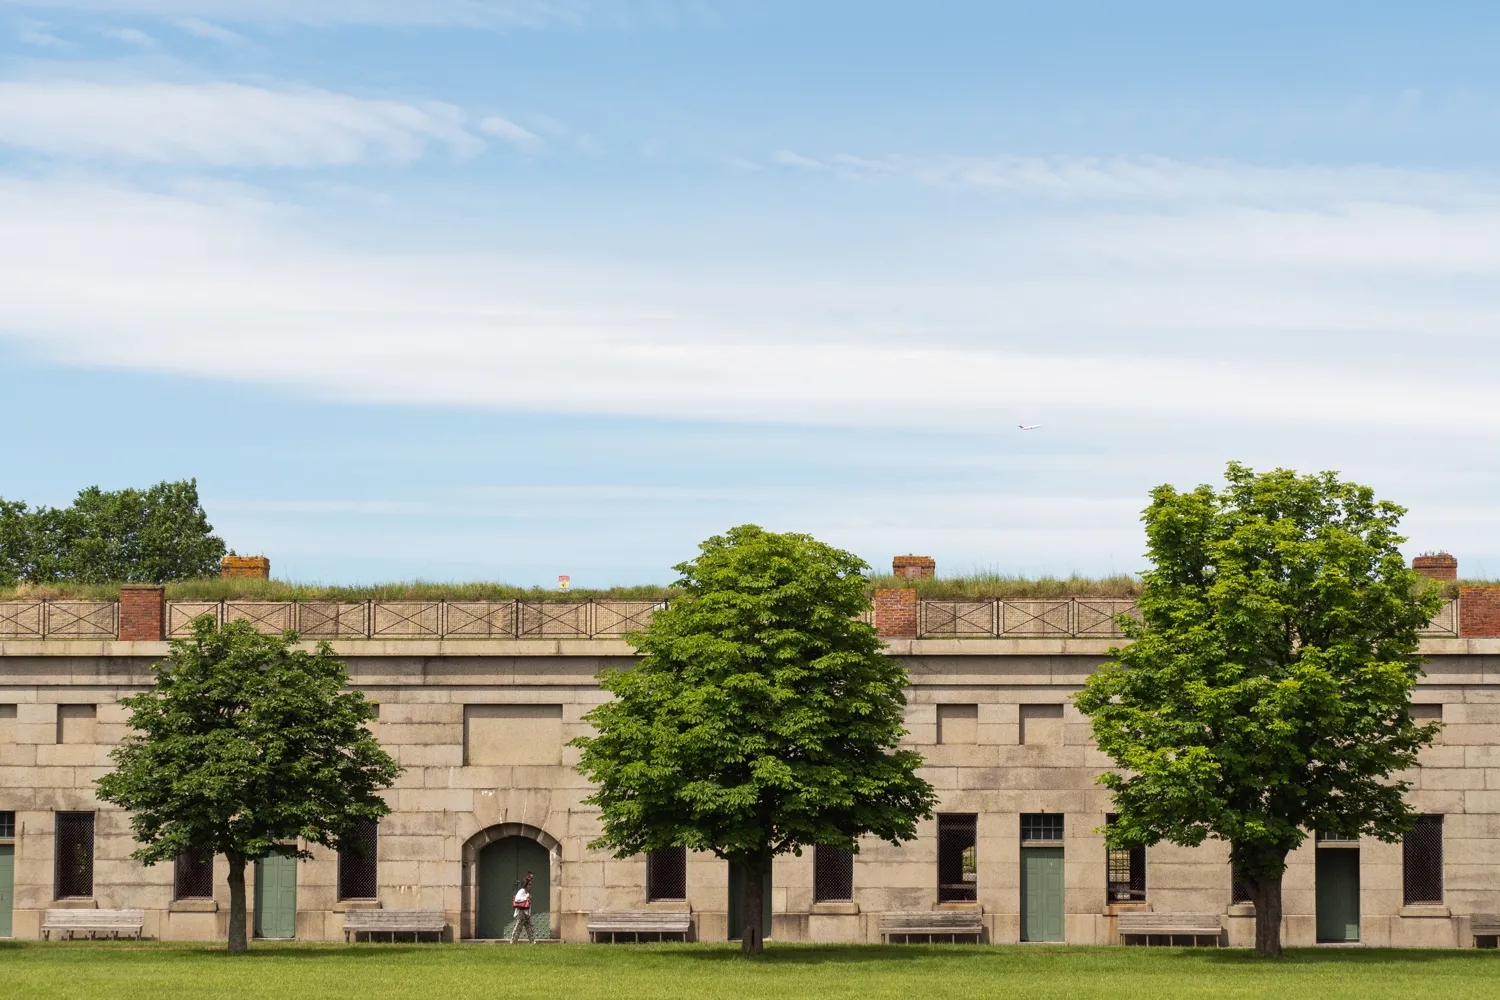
[1249,872,1284,958]
[741,854,766,956]
[227,852,249,954]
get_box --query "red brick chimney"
[119,585,165,642]
[1412,553,1457,582]
[221,555,271,579]
[892,555,935,580]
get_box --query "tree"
[0,479,226,584]
[573,525,936,954]
[1074,463,1443,958]
[96,617,401,953]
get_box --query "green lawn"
[4,942,1498,1000]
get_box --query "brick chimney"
[873,588,918,637]
[892,555,935,580]
[119,585,165,642]
[1412,553,1457,582]
[221,555,271,579]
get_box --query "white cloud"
[479,115,543,150]
[0,80,484,166]
[16,17,69,46]
[2,175,1500,439]
[7,0,598,28]
[176,16,244,43]
[101,25,154,44]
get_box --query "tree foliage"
[96,617,401,953]
[0,479,226,585]
[573,525,936,953]
[1074,463,1443,957]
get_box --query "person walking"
[510,871,537,944]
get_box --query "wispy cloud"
[101,25,154,44]
[0,80,484,166]
[479,115,543,151]
[6,0,601,29]
[176,16,244,43]
[16,17,69,46]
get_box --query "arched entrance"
[462,823,561,940]
[477,837,550,939]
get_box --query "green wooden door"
[728,861,772,941]
[1021,847,1065,942]
[0,844,13,938]
[1316,849,1360,942]
[476,837,550,939]
[254,854,298,939]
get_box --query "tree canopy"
[1074,462,1443,957]
[96,617,401,953]
[573,524,936,953]
[0,479,226,585]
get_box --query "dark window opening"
[1105,814,1146,902]
[174,848,215,900]
[1403,815,1443,906]
[338,818,379,900]
[646,847,687,901]
[937,814,977,902]
[55,811,94,898]
[1231,863,1252,905]
[813,846,854,902]
[0,810,14,839]
[1021,813,1063,842]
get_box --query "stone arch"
[461,823,563,939]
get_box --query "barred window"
[1316,830,1358,843]
[55,811,94,898]
[0,810,14,838]
[1105,815,1146,902]
[174,848,215,900]
[937,814,977,902]
[1231,862,1251,904]
[813,846,854,902]
[1403,815,1443,906]
[338,818,379,901]
[646,847,686,901]
[1021,813,1063,842]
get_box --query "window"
[463,704,563,765]
[55,811,95,898]
[813,846,854,902]
[646,847,686,901]
[1403,815,1443,906]
[1105,814,1145,902]
[0,810,14,838]
[56,704,96,744]
[936,704,978,744]
[174,849,215,900]
[1021,813,1064,843]
[338,818,379,900]
[937,814,977,901]
[1231,863,1252,905]
[1019,704,1064,745]
[1316,830,1358,843]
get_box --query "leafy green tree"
[1075,463,1443,958]
[573,525,936,954]
[0,479,226,584]
[96,617,401,953]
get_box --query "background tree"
[573,524,936,954]
[97,617,401,953]
[0,479,226,585]
[1075,463,1443,958]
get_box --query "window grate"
[0,811,14,838]
[174,848,215,900]
[646,847,686,901]
[338,818,379,900]
[813,846,854,902]
[55,811,94,898]
[1231,863,1251,904]
[1105,815,1145,902]
[1403,815,1443,906]
[1316,830,1358,843]
[937,814,978,902]
[1021,813,1063,842]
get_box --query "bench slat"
[879,911,983,941]
[42,909,145,940]
[1117,912,1221,935]
[587,911,692,932]
[1472,914,1500,936]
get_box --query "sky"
[2,1,1500,585]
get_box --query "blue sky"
[3,2,1500,585]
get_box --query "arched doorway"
[477,837,551,939]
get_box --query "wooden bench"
[42,909,145,941]
[1472,914,1500,948]
[586,910,692,943]
[342,909,448,943]
[1117,912,1222,946]
[879,911,984,943]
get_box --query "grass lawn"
[4,942,1499,1000]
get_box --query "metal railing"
[165,600,669,640]
[0,601,119,639]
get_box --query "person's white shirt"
[513,887,530,909]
